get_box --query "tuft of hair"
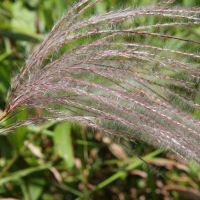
[1,0,200,170]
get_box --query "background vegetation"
[0,0,200,199]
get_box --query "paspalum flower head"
[0,0,200,166]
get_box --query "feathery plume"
[0,0,200,166]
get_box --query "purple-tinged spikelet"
[1,0,200,166]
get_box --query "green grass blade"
[18,178,31,200]
[54,122,74,168]
[0,163,51,186]
[0,31,43,42]
[28,178,46,200]
[53,182,83,197]
[75,149,163,200]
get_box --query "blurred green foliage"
[0,0,200,199]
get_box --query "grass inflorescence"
[0,0,200,167]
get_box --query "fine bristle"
[1,0,200,167]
